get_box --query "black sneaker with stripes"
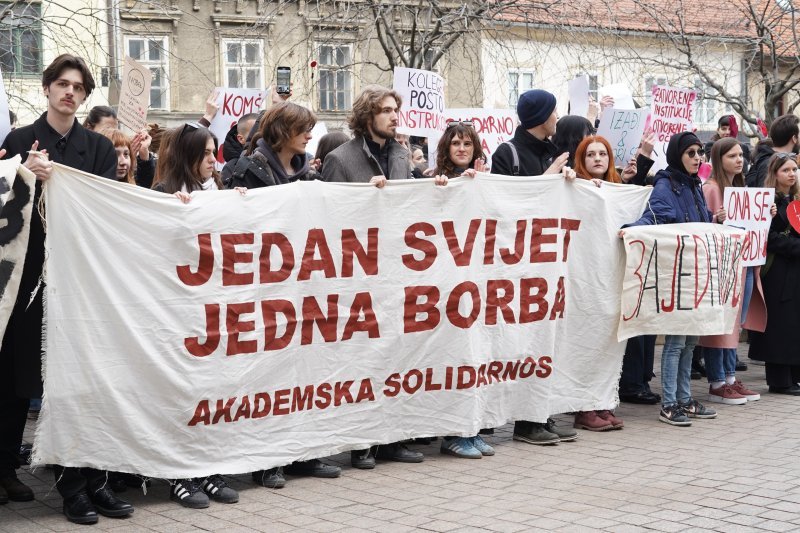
[170,478,210,509]
[202,474,239,503]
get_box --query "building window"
[222,39,263,89]
[0,2,42,76]
[644,76,668,108]
[508,70,534,108]
[694,78,716,125]
[318,44,352,112]
[125,36,169,110]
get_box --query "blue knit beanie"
[517,89,557,129]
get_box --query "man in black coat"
[0,54,130,525]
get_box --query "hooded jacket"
[625,132,712,226]
[228,138,317,189]
[745,142,775,188]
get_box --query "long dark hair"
[83,105,117,130]
[552,115,594,167]
[314,131,350,170]
[434,123,484,178]
[155,125,221,194]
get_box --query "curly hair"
[434,123,485,178]
[573,135,621,183]
[347,85,402,138]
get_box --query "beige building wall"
[480,27,746,131]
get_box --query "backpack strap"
[503,140,520,176]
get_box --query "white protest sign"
[393,67,446,138]
[599,83,635,110]
[117,56,151,133]
[305,121,328,159]
[209,87,267,162]
[38,165,651,478]
[649,85,698,171]
[568,76,590,118]
[0,68,10,146]
[618,223,746,341]
[723,187,775,267]
[444,109,517,164]
[597,108,649,166]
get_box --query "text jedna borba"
[175,217,582,357]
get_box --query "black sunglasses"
[685,148,705,158]
[177,121,203,143]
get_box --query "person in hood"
[622,132,722,427]
[228,102,318,189]
[746,114,799,188]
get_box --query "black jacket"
[746,142,774,188]
[491,126,560,176]
[750,193,800,364]
[228,139,318,189]
[0,112,116,397]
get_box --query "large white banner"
[35,166,651,478]
[0,157,35,347]
[618,223,746,341]
[723,187,774,267]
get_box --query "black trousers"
[619,335,656,395]
[0,312,33,474]
[53,467,107,498]
[765,363,800,388]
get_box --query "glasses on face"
[447,120,474,129]
[685,148,705,158]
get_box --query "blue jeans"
[741,267,755,326]
[661,335,698,407]
[703,347,737,383]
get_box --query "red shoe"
[708,384,747,405]
[596,410,624,429]
[573,411,614,431]
[731,380,761,401]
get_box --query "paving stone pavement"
[3,344,800,532]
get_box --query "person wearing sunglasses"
[749,152,800,394]
[620,131,718,427]
[153,122,223,200]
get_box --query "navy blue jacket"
[625,167,712,227]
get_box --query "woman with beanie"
[621,132,721,426]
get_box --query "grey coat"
[321,136,411,183]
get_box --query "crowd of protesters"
[1,53,799,525]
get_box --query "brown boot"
[596,410,624,429]
[573,410,614,431]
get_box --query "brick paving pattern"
[2,344,799,532]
